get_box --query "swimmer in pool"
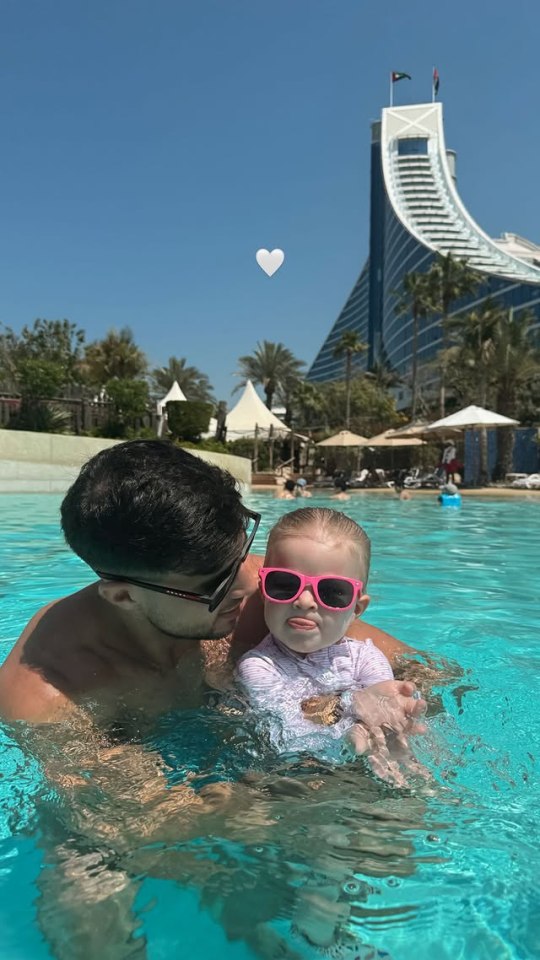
[331,478,350,500]
[237,508,421,775]
[237,507,414,955]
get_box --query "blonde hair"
[266,507,371,583]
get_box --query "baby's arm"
[345,639,397,761]
[236,653,322,751]
[349,636,394,688]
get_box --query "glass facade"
[307,104,540,398]
[308,261,370,382]
[397,137,429,156]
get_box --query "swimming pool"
[0,492,538,959]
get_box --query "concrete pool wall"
[0,430,252,493]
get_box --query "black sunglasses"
[95,508,261,613]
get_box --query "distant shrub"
[179,438,229,454]
[166,401,213,442]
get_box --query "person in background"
[438,481,462,506]
[440,440,458,482]
[277,478,298,499]
[331,478,350,501]
[295,477,312,498]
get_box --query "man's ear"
[98,580,140,611]
[354,592,370,618]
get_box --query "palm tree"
[427,254,481,416]
[332,331,367,429]
[235,341,305,410]
[446,299,502,402]
[83,327,147,387]
[395,272,433,421]
[444,299,503,482]
[491,309,540,477]
[150,356,214,403]
[289,379,326,430]
[443,304,540,481]
[365,359,402,392]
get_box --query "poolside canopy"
[425,405,520,432]
[156,380,187,416]
[225,380,290,440]
[316,430,370,447]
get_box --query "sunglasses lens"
[317,578,355,609]
[264,570,302,601]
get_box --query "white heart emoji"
[256,248,285,277]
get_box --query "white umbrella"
[425,405,519,432]
[317,430,370,447]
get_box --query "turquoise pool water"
[0,492,538,959]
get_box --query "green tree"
[443,304,540,480]
[426,254,481,416]
[395,272,433,421]
[0,320,85,433]
[444,298,503,483]
[332,331,367,429]
[319,377,399,437]
[100,378,150,438]
[490,309,540,478]
[6,357,74,433]
[0,319,85,394]
[150,356,214,403]
[83,328,147,387]
[289,380,326,430]
[365,359,402,392]
[235,341,305,410]
[166,400,213,443]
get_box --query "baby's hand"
[349,680,426,745]
[346,681,427,786]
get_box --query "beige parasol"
[316,430,370,447]
[366,429,426,448]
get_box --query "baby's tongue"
[287,618,317,630]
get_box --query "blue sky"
[1,0,539,401]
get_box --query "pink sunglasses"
[259,567,363,611]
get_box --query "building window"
[397,137,428,156]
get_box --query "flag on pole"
[389,71,411,106]
[433,67,440,98]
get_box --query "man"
[0,441,426,958]
[0,439,422,731]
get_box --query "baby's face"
[262,532,368,655]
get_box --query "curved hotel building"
[307,102,540,399]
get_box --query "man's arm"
[345,617,415,662]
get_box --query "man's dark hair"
[61,440,249,576]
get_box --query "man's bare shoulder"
[0,585,109,722]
